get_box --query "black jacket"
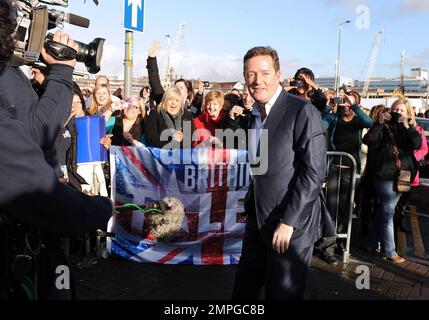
[363,122,422,181]
[0,64,74,151]
[145,109,194,148]
[245,90,334,249]
[0,75,112,237]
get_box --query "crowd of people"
[1,0,428,300]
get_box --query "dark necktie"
[260,105,267,122]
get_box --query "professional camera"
[12,0,105,74]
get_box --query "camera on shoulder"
[11,0,104,74]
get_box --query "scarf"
[160,108,182,133]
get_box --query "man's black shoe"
[325,255,338,266]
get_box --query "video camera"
[12,0,105,74]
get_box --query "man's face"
[244,55,281,105]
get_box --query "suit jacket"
[245,90,334,249]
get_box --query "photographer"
[318,91,372,264]
[363,99,421,264]
[0,0,112,299]
[288,67,328,112]
[0,28,78,152]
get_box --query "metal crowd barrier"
[325,151,358,263]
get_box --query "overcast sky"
[61,0,429,81]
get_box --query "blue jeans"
[367,180,402,258]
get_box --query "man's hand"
[148,40,160,58]
[272,222,294,254]
[41,30,79,68]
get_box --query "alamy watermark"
[55,265,70,290]
[156,121,269,177]
[355,265,370,290]
[355,5,370,30]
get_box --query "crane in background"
[163,23,186,87]
[392,51,406,98]
[362,29,384,97]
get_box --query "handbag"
[396,169,411,192]
[385,125,411,192]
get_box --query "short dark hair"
[0,0,17,73]
[174,79,194,101]
[294,67,314,81]
[73,82,88,114]
[243,46,280,73]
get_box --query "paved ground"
[71,186,429,300]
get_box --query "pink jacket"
[411,124,428,186]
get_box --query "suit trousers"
[232,213,313,300]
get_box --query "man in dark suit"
[232,46,332,300]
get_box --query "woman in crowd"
[146,40,203,116]
[193,90,226,147]
[139,85,155,114]
[393,102,428,234]
[357,104,387,235]
[88,84,121,133]
[144,87,194,148]
[288,67,328,112]
[363,99,421,264]
[55,82,88,191]
[317,91,372,264]
[101,96,147,148]
[240,84,255,112]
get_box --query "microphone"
[49,10,90,28]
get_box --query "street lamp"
[334,20,351,96]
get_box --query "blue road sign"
[124,0,144,32]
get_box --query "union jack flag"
[107,146,250,265]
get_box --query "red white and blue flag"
[107,146,250,265]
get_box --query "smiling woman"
[144,87,194,148]
[192,90,227,147]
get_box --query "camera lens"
[75,38,105,74]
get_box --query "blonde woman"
[89,84,122,133]
[363,99,421,264]
[101,96,147,148]
[144,87,194,148]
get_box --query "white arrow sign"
[128,0,142,28]
[124,0,144,32]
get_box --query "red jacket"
[192,110,226,147]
